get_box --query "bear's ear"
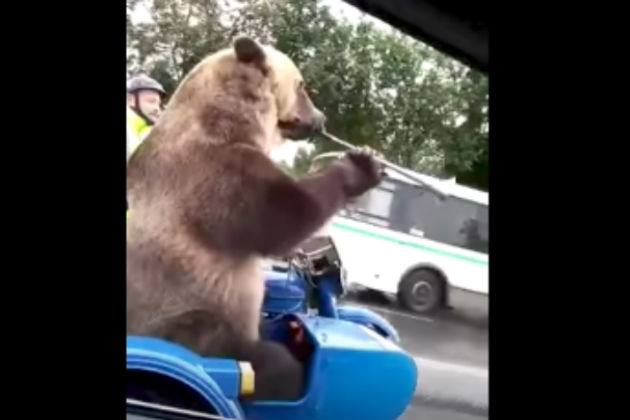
[234,36,265,65]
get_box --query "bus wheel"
[398,269,443,313]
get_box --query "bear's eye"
[301,82,317,96]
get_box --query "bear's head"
[163,37,325,153]
[233,37,325,141]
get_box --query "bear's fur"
[126,37,382,400]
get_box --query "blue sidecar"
[127,237,417,420]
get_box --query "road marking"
[413,356,488,378]
[360,303,435,323]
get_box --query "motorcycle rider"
[126,74,166,162]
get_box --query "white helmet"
[126,74,166,95]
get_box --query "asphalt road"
[343,290,488,420]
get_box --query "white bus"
[328,166,488,314]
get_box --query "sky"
[130,0,383,26]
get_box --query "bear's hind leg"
[155,310,304,400]
[237,339,304,401]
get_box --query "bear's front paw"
[336,148,385,197]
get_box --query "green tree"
[127,0,489,190]
[243,0,488,185]
[127,0,231,83]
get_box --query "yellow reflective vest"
[127,107,152,161]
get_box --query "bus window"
[465,203,489,253]
[407,193,488,254]
[341,180,396,227]
[388,181,433,235]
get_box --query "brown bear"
[126,37,383,400]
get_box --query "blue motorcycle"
[127,236,417,420]
[261,236,400,343]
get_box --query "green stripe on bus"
[331,222,489,266]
